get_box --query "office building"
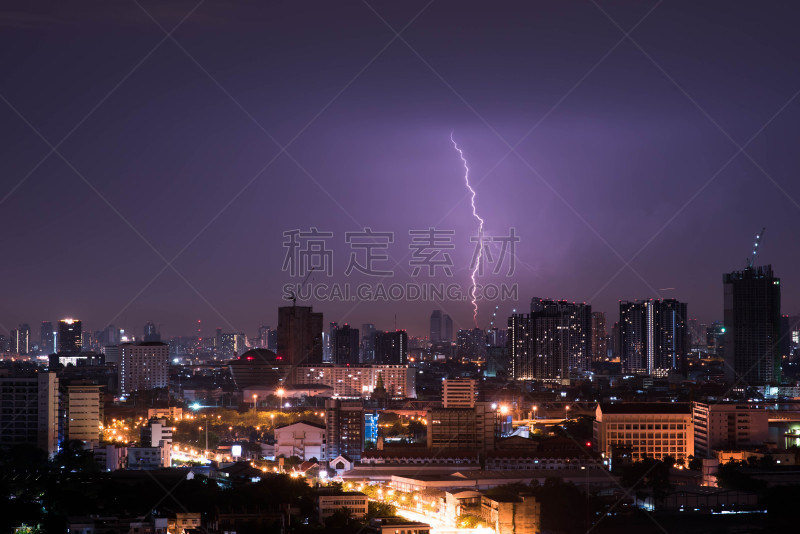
[325,399,365,460]
[593,403,694,462]
[278,306,324,365]
[119,342,169,394]
[0,372,59,456]
[11,325,30,355]
[619,299,688,377]
[374,330,408,365]
[317,491,369,521]
[40,321,54,355]
[332,324,360,365]
[723,265,781,385]
[64,382,103,447]
[360,323,377,362]
[220,333,247,357]
[58,318,83,353]
[692,402,769,458]
[442,378,477,408]
[443,314,453,343]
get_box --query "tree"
[367,501,397,518]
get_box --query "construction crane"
[289,268,315,306]
[746,227,766,269]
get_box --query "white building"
[274,421,326,460]
[120,342,169,394]
[141,418,174,447]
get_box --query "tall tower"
[332,324,360,365]
[620,299,688,377]
[40,321,54,355]
[58,319,82,353]
[723,265,781,386]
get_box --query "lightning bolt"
[451,131,484,327]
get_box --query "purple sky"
[2,1,800,339]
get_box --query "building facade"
[442,378,477,408]
[692,402,769,458]
[325,399,365,461]
[119,342,169,394]
[594,403,694,462]
[278,306,324,366]
[292,364,415,399]
[0,372,59,456]
[274,421,325,461]
[619,299,688,377]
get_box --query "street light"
[532,405,538,420]
[252,394,258,410]
[276,388,285,412]
[565,405,570,422]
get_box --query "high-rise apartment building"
[0,372,59,456]
[220,333,247,357]
[374,330,408,365]
[332,324,360,365]
[277,306,323,365]
[119,342,169,394]
[591,312,607,361]
[456,328,487,360]
[619,299,688,377]
[509,298,592,382]
[723,265,781,385]
[58,318,82,353]
[325,399,365,460]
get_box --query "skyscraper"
[374,330,408,364]
[11,325,30,355]
[430,310,442,343]
[40,321,54,355]
[332,324,360,365]
[325,399,365,460]
[277,306,323,366]
[619,299,688,377]
[58,318,82,353]
[509,299,592,381]
[442,314,453,343]
[723,265,781,386]
[143,321,160,342]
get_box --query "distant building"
[692,402,769,458]
[278,306,323,365]
[0,372,59,456]
[332,324,360,365]
[430,310,443,343]
[40,321,54,354]
[443,378,477,408]
[228,348,290,390]
[723,265,781,385]
[361,323,377,362]
[220,333,247,357]
[317,491,369,521]
[457,328,487,360]
[619,299,688,377]
[594,403,694,462]
[58,318,83,353]
[591,312,607,361]
[374,330,408,365]
[509,299,592,382]
[480,493,540,534]
[140,417,174,447]
[143,321,160,342]
[325,399,365,461]
[11,324,31,355]
[119,342,169,394]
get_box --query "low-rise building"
[274,421,325,461]
[317,490,369,521]
[481,493,540,534]
[367,517,431,534]
[594,403,694,462]
[128,443,172,469]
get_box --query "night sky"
[2,1,800,338]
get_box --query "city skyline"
[3,2,800,337]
